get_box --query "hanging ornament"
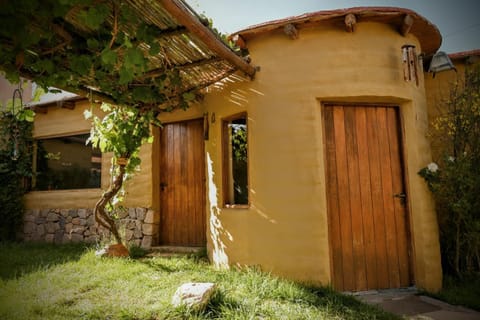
[11,82,23,161]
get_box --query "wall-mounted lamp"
[428,51,456,77]
[203,112,209,140]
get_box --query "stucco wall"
[202,22,441,291]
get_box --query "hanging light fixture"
[10,83,23,161]
[428,51,456,77]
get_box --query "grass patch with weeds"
[0,242,399,319]
[423,274,480,311]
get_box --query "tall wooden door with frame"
[323,104,412,291]
[159,118,206,246]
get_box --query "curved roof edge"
[449,49,480,60]
[232,7,441,55]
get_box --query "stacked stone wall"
[22,208,158,248]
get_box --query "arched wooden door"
[158,118,206,246]
[323,104,412,291]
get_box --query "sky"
[186,0,480,53]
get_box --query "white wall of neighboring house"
[0,75,77,110]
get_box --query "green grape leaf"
[70,55,92,75]
[182,91,196,102]
[149,42,161,56]
[87,38,100,50]
[78,5,110,30]
[23,109,36,122]
[125,48,145,68]
[101,48,117,66]
[118,66,134,85]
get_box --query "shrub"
[0,112,33,241]
[419,65,480,276]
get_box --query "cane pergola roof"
[0,0,256,107]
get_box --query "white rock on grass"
[171,282,216,311]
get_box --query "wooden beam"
[31,106,48,114]
[283,24,299,39]
[344,14,356,32]
[401,14,414,36]
[138,57,223,80]
[59,100,76,109]
[158,26,188,38]
[231,34,247,49]
[159,0,257,78]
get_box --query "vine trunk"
[94,161,126,244]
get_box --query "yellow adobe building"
[23,7,455,292]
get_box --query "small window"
[33,133,101,190]
[222,113,248,206]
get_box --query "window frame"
[31,132,102,191]
[222,112,250,208]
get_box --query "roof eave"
[232,7,441,56]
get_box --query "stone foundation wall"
[22,208,158,248]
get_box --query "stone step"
[146,246,206,258]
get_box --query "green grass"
[424,274,480,311]
[0,242,399,320]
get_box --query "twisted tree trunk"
[94,159,127,244]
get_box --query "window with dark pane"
[223,114,248,206]
[33,134,101,190]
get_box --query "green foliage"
[0,109,34,241]
[229,121,248,204]
[419,65,480,276]
[0,0,210,107]
[77,4,110,30]
[127,244,148,259]
[231,123,247,161]
[85,102,160,213]
[86,103,158,171]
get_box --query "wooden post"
[59,100,76,109]
[160,0,257,78]
[344,14,356,32]
[31,106,48,114]
[232,34,247,49]
[400,14,414,36]
[284,23,299,39]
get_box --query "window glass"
[223,114,248,206]
[34,134,101,190]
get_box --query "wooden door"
[323,105,412,291]
[159,119,206,246]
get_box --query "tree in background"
[419,65,480,276]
